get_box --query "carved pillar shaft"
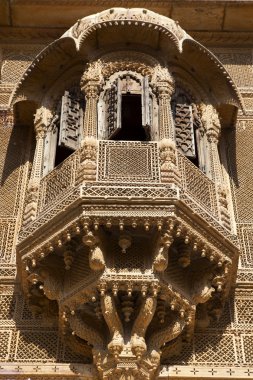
[82,83,100,138]
[157,83,175,140]
[81,61,103,139]
[23,110,48,226]
[205,107,231,229]
[30,127,46,182]
[206,133,223,185]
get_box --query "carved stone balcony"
[17,139,239,380]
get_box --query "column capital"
[80,60,103,98]
[200,104,221,143]
[157,81,174,98]
[34,106,51,139]
[152,64,174,98]
[81,81,101,99]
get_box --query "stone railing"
[30,141,223,233]
[177,151,220,220]
[97,140,161,183]
[37,150,79,213]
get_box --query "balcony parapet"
[19,140,237,247]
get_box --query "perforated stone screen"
[98,141,160,183]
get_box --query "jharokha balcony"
[13,8,241,380]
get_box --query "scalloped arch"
[11,7,243,114]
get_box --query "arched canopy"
[11,7,243,125]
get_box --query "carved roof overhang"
[10,7,243,115]
[17,185,239,295]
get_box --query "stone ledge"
[0,363,94,378]
[159,365,253,379]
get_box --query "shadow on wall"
[162,290,236,366]
[0,283,88,364]
[225,128,239,189]
[0,101,37,188]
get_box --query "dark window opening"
[189,127,199,168]
[55,145,73,167]
[54,125,74,167]
[113,94,148,141]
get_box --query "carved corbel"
[147,318,185,357]
[177,241,191,268]
[82,231,105,271]
[89,245,106,271]
[68,312,105,350]
[191,272,215,304]
[153,231,173,272]
[38,268,63,300]
[131,296,157,359]
[100,293,124,359]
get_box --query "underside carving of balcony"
[17,139,239,380]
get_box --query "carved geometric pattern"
[241,335,253,364]
[178,152,219,219]
[0,331,12,361]
[194,334,237,365]
[237,270,253,282]
[14,331,59,362]
[1,57,32,84]
[174,104,196,158]
[212,49,253,88]
[208,301,232,330]
[20,300,41,322]
[61,346,87,364]
[165,333,238,366]
[98,141,160,182]
[106,83,119,139]
[234,298,253,327]
[238,224,253,268]
[0,266,16,279]
[64,247,93,290]
[229,121,253,223]
[1,45,43,85]
[0,295,16,320]
[241,93,253,110]
[39,151,78,211]
[0,122,27,218]
[0,91,12,107]
[0,219,16,263]
[82,185,176,199]
[109,236,149,272]
[59,90,83,151]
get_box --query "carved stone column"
[153,66,175,140]
[81,61,103,138]
[82,83,100,138]
[23,107,49,226]
[202,105,231,229]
